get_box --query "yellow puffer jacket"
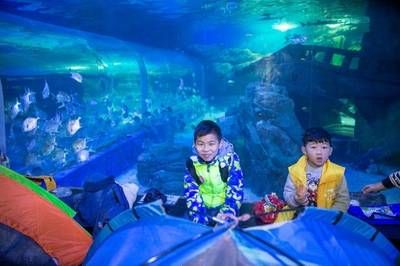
[289,155,344,208]
[275,155,344,223]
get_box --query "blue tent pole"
[0,78,6,154]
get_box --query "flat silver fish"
[20,88,36,112]
[71,72,83,83]
[72,138,87,153]
[44,114,62,134]
[53,148,67,166]
[67,117,81,136]
[42,140,56,156]
[26,139,36,151]
[56,91,72,109]
[76,149,89,163]
[42,80,50,99]
[22,117,39,132]
[10,98,22,119]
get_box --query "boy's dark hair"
[302,127,331,146]
[193,120,222,142]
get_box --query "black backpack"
[75,176,130,236]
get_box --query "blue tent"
[85,207,399,265]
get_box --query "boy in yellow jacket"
[283,127,350,212]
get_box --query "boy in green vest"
[283,127,350,212]
[184,120,244,225]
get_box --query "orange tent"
[0,165,92,265]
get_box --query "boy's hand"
[295,185,309,205]
[215,213,239,226]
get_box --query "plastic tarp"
[0,166,92,265]
[348,203,400,240]
[85,208,399,266]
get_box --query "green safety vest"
[192,160,227,208]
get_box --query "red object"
[252,193,285,224]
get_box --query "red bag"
[252,193,285,224]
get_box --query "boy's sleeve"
[383,171,400,188]
[184,169,208,224]
[219,153,244,216]
[382,176,395,188]
[331,175,350,212]
[283,174,301,207]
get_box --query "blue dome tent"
[85,207,399,265]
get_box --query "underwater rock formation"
[136,82,303,197]
[222,82,302,196]
[137,143,191,195]
[240,41,400,172]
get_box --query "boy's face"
[301,141,332,168]
[195,133,221,162]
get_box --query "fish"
[42,80,50,99]
[286,34,308,45]
[178,78,184,91]
[121,116,134,125]
[22,117,39,132]
[26,139,36,151]
[72,138,87,153]
[106,104,117,116]
[10,98,22,119]
[53,148,67,166]
[42,139,56,156]
[201,3,212,10]
[259,12,274,21]
[223,1,239,15]
[300,20,338,27]
[132,111,142,119]
[71,72,83,83]
[56,91,72,109]
[76,149,89,163]
[44,113,62,134]
[67,117,81,136]
[20,88,36,112]
[121,104,130,118]
[144,98,152,110]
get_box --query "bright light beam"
[272,22,298,32]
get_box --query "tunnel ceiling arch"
[1,0,370,55]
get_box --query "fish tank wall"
[1,0,399,199]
